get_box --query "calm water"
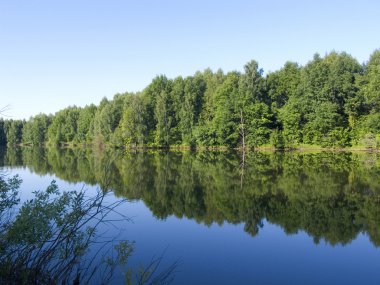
[1,147,380,284]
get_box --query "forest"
[1,50,380,149]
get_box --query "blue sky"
[1,0,379,119]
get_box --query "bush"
[360,133,377,149]
[270,129,285,149]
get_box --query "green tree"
[363,50,380,111]
[142,75,172,144]
[47,107,79,146]
[47,111,65,146]
[77,104,97,144]
[212,72,241,147]
[3,49,380,149]
[266,61,301,110]
[169,76,186,144]
[179,74,206,146]
[155,90,174,146]
[4,120,23,146]
[92,95,124,147]
[0,119,7,146]
[194,69,225,146]
[278,52,362,147]
[120,94,147,147]
[239,60,272,147]
[23,114,51,146]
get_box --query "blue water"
[6,166,380,285]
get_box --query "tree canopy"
[1,49,380,149]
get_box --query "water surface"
[1,147,380,284]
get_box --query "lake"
[1,147,380,284]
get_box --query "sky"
[1,0,379,120]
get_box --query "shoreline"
[2,144,380,153]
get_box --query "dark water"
[1,147,380,284]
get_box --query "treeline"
[1,50,380,149]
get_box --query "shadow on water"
[1,146,380,248]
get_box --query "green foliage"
[22,114,51,146]
[267,61,301,109]
[0,174,21,214]
[4,120,23,146]
[121,95,147,147]
[2,49,380,149]
[363,50,380,111]
[155,90,174,146]
[358,133,380,149]
[142,75,172,144]
[303,101,341,144]
[179,75,206,146]
[212,72,240,147]
[77,104,97,144]
[270,129,285,149]
[240,60,266,104]
[5,148,380,247]
[245,102,273,147]
[47,111,65,146]
[47,107,80,146]
[0,119,6,146]
[194,69,225,146]
[92,95,125,146]
[278,99,302,146]
[0,170,179,284]
[321,127,351,148]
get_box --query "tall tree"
[179,75,206,146]
[155,90,174,146]
[0,119,6,146]
[24,114,51,146]
[4,120,23,146]
[170,76,185,144]
[120,94,147,147]
[238,60,272,147]
[194,69,225,146]
[212,72,241,147]
[77,104,97,144]
[92,95,124,146]
[363,50,380,112]
[142,75,172,144]
[266,61,301,110]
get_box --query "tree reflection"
[0,166,179,285]
[3,147,380,247]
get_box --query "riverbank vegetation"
[1,50,380,149]
[0,167,179,284]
